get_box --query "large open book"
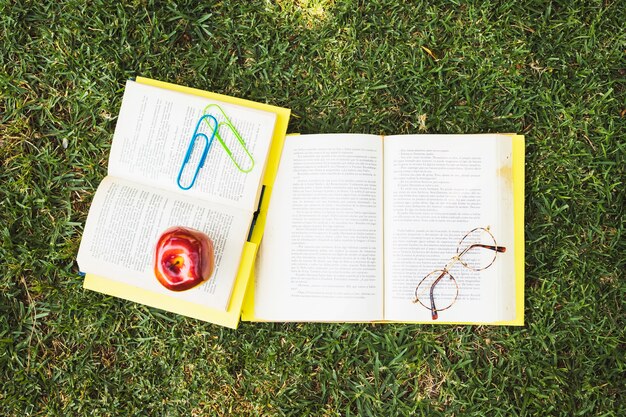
[77,78,290,328]
[244,133,524,325]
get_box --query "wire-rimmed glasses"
[413,227,506,320]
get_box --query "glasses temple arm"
[429,271,448,320]
[458,244,506,258]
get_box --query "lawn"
[1,0,624,415]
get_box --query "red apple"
[154,226,215,291]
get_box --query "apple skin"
[154,226,215,291]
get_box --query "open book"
[244,133,524,325]
[77,78,290,328]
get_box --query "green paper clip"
[203,103,255,173]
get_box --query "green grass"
[1,0,624,415]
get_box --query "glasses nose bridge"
[444,253,463,271]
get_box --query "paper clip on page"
[204,103,255,174]
[177,114,218,190]
[177,104,256,190]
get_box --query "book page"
[107,80,277,212]
[254,134,384,321]
[383,135,515,323]
[77,177,251,311]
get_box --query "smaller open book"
[243,133,524,325]
[77,78,290,328]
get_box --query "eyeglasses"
[413,227,506,320]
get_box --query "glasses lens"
[415,270,458,311]
[456,228,498,270]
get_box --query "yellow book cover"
[78,77,290,329]
[243,133,524,326]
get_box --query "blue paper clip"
[176,114,218,190]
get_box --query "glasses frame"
[413,227,506,320]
